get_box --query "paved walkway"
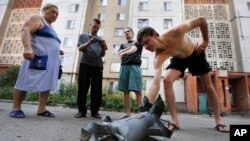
[0,101,250,141]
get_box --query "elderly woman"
[9,3,63,118]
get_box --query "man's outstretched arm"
[148,53,169,103]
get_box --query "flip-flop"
[37,110,55,117]
[167,122,180,131]
[215,124,229,133]
[165,121,180,130]
[9,110,25,118]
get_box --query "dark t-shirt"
[119,41,143,66]
[78,33,103,68]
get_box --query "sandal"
[9,110,25,118]
[215,124,229,133]
[167,122,180,131]
[37,110,55,117]
[165,121,180,130]
[156,120,177,138]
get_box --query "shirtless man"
[137,17,229,133]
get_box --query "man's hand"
[60,50,64,55]
[196,40,208,54]
[119,51,127,59]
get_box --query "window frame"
[138,19,149,28]
[116,13,125,21]
[66,20,76,29]
[97,13,106,21]
[139,2,149,11]
[110,62,121,72]
[113,44,121,53]
[164,19,173,29]
[141,57,148,69]
[63,37,74,47]
[114,28,124,37]
[164,1,172,11]
[99,0,108,6]
[118,0,126,6]
[69,4,79,13]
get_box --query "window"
[66,20,76,29]
[97,13,106,21]
[114,28,124,37]
[69,4,79,13]
[248,2,250,10]
[116,13,125,21]
[109,82,118,92]
[61,56,70,67]
[63,37,74,47]
[141,57,148,69]
[118,0,126,6]
[113,44,121,53]
[97,29,104,37]
[138,19,148,28]
[164,1,172,11]
[110,62,120,72]
[164,19,173,29]
[99,0,108,6]
[139,2,149,11]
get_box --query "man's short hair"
[92,18,101,25]
[42,3,58,11]
[137,27,159,43]
[125,27,134,34]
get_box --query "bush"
[47,82,78,106]
[0,87,13,99]
[0,65,20,88]
[102,92,142,113]
[25,92,39,101]
[102,92,124,112]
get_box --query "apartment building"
[0,0,42,72]
[184,0,250,113]
[228,0,250,72]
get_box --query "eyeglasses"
[124,30,130,34]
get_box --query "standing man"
[75,19,107,118]
[137,17,229,133]
[118,27,144,119]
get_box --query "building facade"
[0,0,42,72]
[228,0,250,72]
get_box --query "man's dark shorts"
[166,50,212,77]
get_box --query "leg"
[123,90,131,116]
[135,91,143,108]
[128,65,143,110]
[77,64,90,114]
[37,91,49,113]
[163,69,182,129]
[36,91,55,117]
[199,73,229,132]
[12,89,26,110]
[90,66,102,117]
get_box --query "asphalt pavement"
[0,100,250,141]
